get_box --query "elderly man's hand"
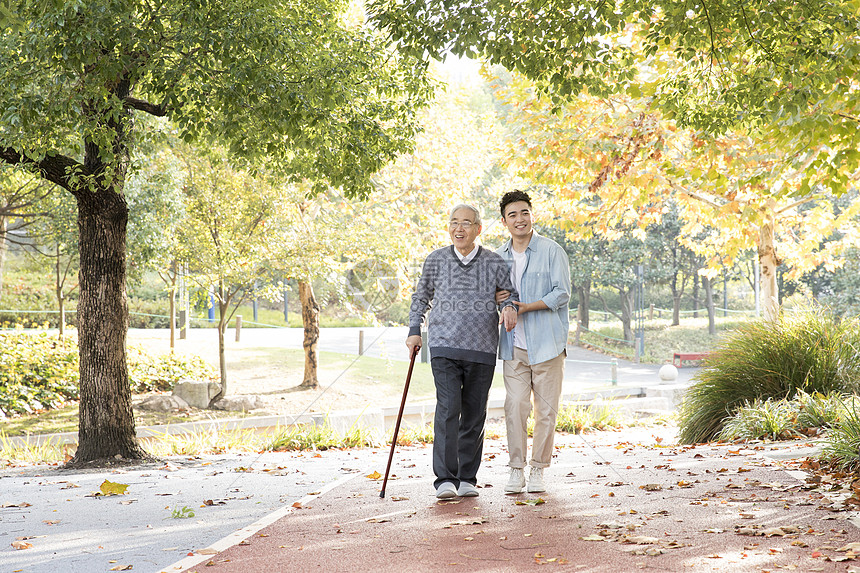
[500,305,517,332]
[406,335,422,356]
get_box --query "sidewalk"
[4,426,860,573]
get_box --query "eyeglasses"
[448,221,475,230]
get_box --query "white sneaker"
[457,482,479,497]
[527,467,545,493]
[505,468,526,494]
[436,482,458,499]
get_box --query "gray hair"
[449,203,482,226]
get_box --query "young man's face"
[502,200,533,239]
[448,207,482,253]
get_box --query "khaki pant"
[504,347,565,469]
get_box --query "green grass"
[188,306,372,329]
[554,401,624,433]
[578,315,751,364]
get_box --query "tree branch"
[123,96,168,116]
[0,148,82,192]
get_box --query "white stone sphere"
[658,363,679,383]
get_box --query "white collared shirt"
[455,244,479,265]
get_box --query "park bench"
[672,352,710,367]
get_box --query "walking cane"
[380,344,420,498]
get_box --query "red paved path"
[164,428,860,573]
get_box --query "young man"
[496,191,571,494]
[407,204,518,499]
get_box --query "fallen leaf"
[366,471,382,480]
[640,484,663,492]
[108,566,133,571]
[515,498,545,506]
[99,480,129,496]
[580,534,605,541]
[446,517,487,527]
[11,540,33,550]
[624,536,660,545]
[197,548,218,555]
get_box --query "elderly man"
[496,190,571,494]
[407,204,518,499]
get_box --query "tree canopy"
[371,0,860,191]
[0,0,432,465]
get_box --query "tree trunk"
[577,280,591,330]
[68,187,148,466]
[758,206,780,322]
[0,209,7,295]
[169,285,176,350]
[299,280,320,389]
[671,295,681,326]
[168,262,177,350]
[619,286,634,342]
[703,276,716,335]
[213,295,229,405]
[692,273,699,318]
[55,244,64,337]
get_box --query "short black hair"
[500,190,532,218]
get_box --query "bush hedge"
[0,331,217,416]
[0,331,79,415]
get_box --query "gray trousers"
[430,356,495,489]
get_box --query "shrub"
[0,331,217,416]
[678,310,860,444]
[0,331,79,415]
[127,347,218,393]
[128,298,171,328]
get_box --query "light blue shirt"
[497,231,571,365]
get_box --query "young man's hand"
[495,289,510,304]
[513,300,549,314]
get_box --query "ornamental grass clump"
[679,310,860,444]
[821,396,860,470]
[717,398,800,442]
[555,400,624,434]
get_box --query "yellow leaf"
[100,480,129,496]
[365,471,382,480]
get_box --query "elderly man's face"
[448,207,482,255]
